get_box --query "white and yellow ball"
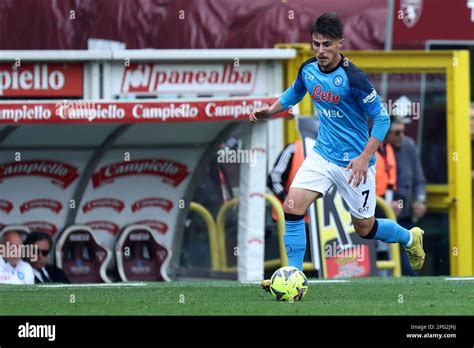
[269,266,308,301]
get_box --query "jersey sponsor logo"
[362,89,378,104]
[401,0,423,28]
[321,108,344,118]
[310,85,340,104]
[333,75,343,86]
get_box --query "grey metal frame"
[168,122,240,279]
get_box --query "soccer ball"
[269,266,308,301]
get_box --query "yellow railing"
[189,202,220,272]
[215,194,286,272]
[214,194,401,276]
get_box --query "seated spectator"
[25,232,69,284]
[0,230,35,284]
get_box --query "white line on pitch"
[445,277,474,281]
[38,282,148,288]
[243,279,348,284]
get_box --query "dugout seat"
[55,225,112,283]
[115,224,171,281]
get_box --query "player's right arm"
[249,68,307,123]
[249,100,284,123]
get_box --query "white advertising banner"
[75,149,203,278]
[0,151,89,236]
[110,62,263,97]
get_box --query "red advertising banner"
[0,97,288,124]
[91,159,189,189]
[325,244,372,279]
[393,0,474,48]
[0,63,83,97]
[0,160,80,188]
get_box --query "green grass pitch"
[0,277,473,315]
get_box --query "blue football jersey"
[279,55,390,167]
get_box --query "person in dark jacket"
[387,115,427,275]
[25,232,69,284]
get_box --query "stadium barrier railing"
[189,202,220,272]
[215,194,401,277]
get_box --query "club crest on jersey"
[333,75,343,86]
[310,85,340,104]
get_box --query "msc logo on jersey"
[310,85,340,104]
[333,75,343,86]
[321,108,344,118]
[362,89,378,104]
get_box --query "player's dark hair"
[311,12,343,40]
[25,231,52,248]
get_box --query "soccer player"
[249,12,425,287]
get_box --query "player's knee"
[353,220,374,238]
[283,198,306,216]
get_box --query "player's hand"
[345,155,370,188]
[249,107,272,123]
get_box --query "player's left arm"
[346,75,390,187]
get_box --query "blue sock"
[284,213,306,270]
[364,219,412,246]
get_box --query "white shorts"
[290,150,376,219]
